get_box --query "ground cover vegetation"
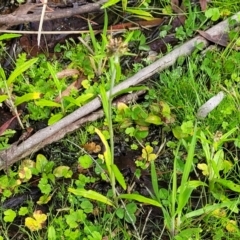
[0,0,240,239]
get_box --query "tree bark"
[0,0,107,29]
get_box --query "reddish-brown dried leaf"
[56,69,79,79]
[149,34,179,53]
[200,0,207,11]
[55,76,84,103]
[171,0,186,24]
[171,0,180,13]
[198,30,229,47]
[0,113,20,136]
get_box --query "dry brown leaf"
[200,0,207,11]
[171,0,180,13]
[0,115,17,136]
[171,0,186,24]
[198,30,229,47]
[56,69,79,79]
[55,77,84,103]
[83,142,101,153]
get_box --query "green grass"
[0,1,240,239]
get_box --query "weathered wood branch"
[0,12,239,169]
[0,0,107,29]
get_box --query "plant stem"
[108,56,118,200]
[3,80,24,129]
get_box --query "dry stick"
[0,91,145,169]
[37,0,48,46]
[0,0,107,29]
[0,13,239,169]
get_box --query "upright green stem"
[108,55,119,200]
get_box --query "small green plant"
[0,57,39,128]
[197,128,239,204]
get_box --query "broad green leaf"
[48,226,56,240]
[48,113,64,125]
[151,161,159,201]
[75,93,94,105]
[15,92,41,106]
[53,166,72,178]
[145,115,162,125]
[68,188,115,207]
[119,193,161,207]
[0,67,6,80]
[0,95,8,103]
[177,124,198,214]
[101,0,121,9]
[172,126,188,139]
[215,179,240,193]
[88,20,99,53]
[126,8,153,17]
[37,195,52,205]
[64,96,79,106]
[199,131,211,162]
[185,201,239,218]
[180,123,197,186]
[99,85,109,120]
[112,164,126,190]
[36,154,48,173]
[78,155,93,169]
[177,180,207,214]
[116,208,124,219]
[122,0,127,10]
[0,33,21,41]
[36,99,61,107]
[7,58,38,86]
[65,94,94,108]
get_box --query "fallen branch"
[0,0,107,29]
[0,12,239,169]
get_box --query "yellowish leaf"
[226,220,238,233]
[197,163,209,176]
[117,102,129,112]
[25,210,47,231]
[211,208,226,218]
[142,145,156,161]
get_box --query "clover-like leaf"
[197,163,209,176]
[3,209,17,223]
[25,210,47,231]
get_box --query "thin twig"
[37,0,47,46]
[140,208,152,239]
